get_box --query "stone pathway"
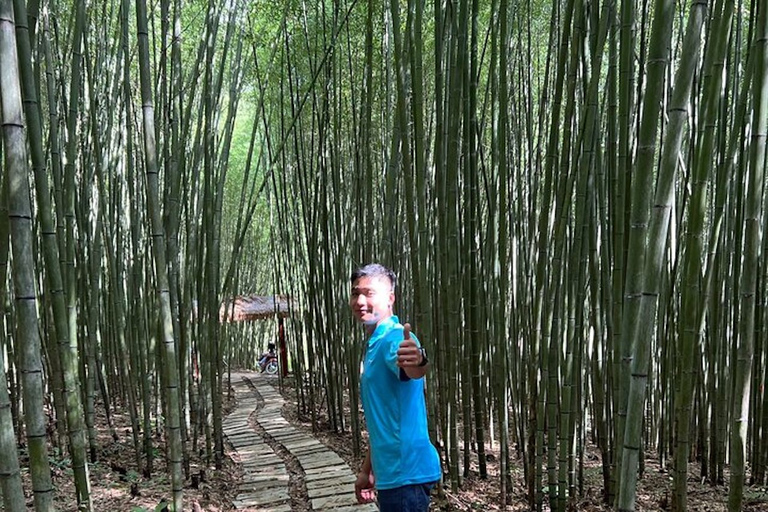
[224,372,378,511]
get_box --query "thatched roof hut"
[219,295,292,322]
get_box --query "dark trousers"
[377,483,433,512]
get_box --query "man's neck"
[364,314,392,337]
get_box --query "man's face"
[349,275,395,326]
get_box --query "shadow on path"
[224,372,377,512]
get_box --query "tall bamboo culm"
[134,0,184,506]
[0,2,55,509]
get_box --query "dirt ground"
[34,393,242,511]
[274,375,768,512]
[22,373,767,511]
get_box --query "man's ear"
[389,292,395,309]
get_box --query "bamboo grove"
[0,0,766,512]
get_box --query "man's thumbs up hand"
[397,323,422,367]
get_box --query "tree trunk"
[0,4,55,509]
[135,0,184,506]
[728,1,767,508]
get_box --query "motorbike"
[259,350,278,375]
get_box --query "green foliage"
[221,96,258,227]
[744,488,768,503]
[49,456,72,470]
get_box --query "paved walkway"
[224,372,378,511]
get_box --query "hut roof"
[219,295,292,322]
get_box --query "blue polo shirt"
[360,315,442,490]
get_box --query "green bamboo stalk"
[542,0,585,506]
[0,173,25,512]
[13,0,93,505]
[530,1,576,506]
[489,0,513,500]
[759,338,768,484]
[83,35,119,460]
[163,0,190,475]
[0,353,24,512]
[135,0,184,505]
[728,1,767,507]
[62,1,86,490]
[558,2,615,507]
[432,0,450,493]
[672,0,729,508]
[610,0,635,498]
[405,0,436,457]
[447,0,467,490]
[702,2,751,486]
[0,3,55,509]
[107,0,142,469]
[615,0,675,506]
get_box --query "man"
[350,263,441,511]
[258,342,276,372]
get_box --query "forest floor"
[24,372,768,511]
[275,374,768,512]
[37,393,242,511]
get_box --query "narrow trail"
[224,372,378,511]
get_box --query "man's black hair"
[350,263,397,290]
